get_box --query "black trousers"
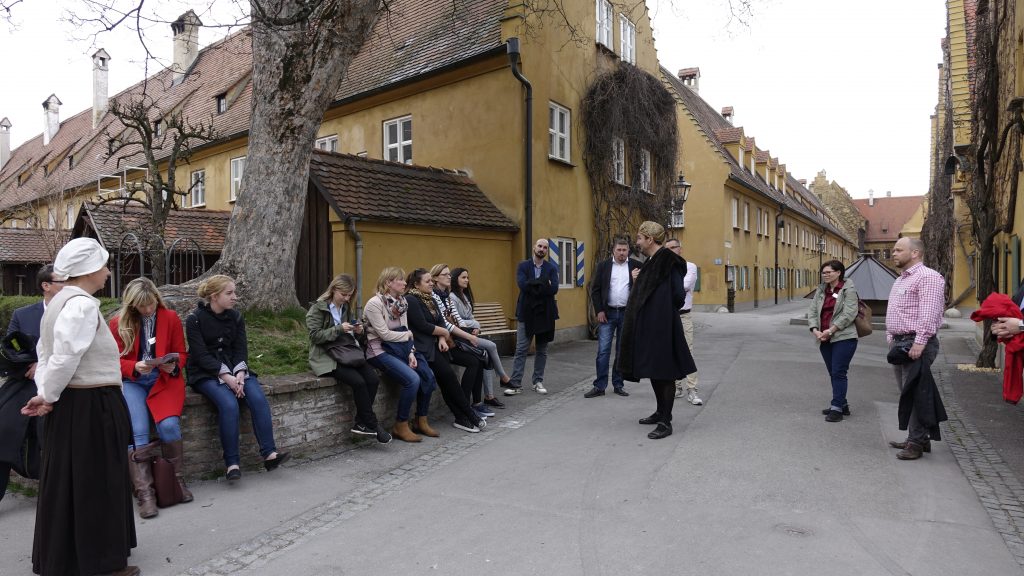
[449,347,485,404]
[331,363,381,429]
[652,379,676,423]
[429,352,480,425]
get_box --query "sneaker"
[351,423,377,436]
[475,417,487,430]
[533,382,547,394]
[453,420,480,433]
[473,403,496,417]
[226,466,241,482]
[674,386,684,398]
[376,429,393,444]
[484,397,506,408]
[825,410,844,423]
[504,386,522,396]
[821,406,851,416]
[686,389,703,406]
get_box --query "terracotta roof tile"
[78,201,230,252]
[852,195,926,243]
[0,228,67,263]
[309,151,516,231]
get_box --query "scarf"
[408,288,439,318]
[383,293,408,321]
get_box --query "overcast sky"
[1,0,945,199]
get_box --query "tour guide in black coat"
[620,221,697,439]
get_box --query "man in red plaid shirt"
[885,237,946,460]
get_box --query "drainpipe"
[507,37,533,259]
[774,205,785,305]
[347,217,364,317]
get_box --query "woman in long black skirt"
[22,238,138,576]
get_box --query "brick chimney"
[0,117,11,170]
[678,67,700,92]
[721,106,734,124]
[92,49,110,129]
[171,10,202,84]
[42,94,62,146]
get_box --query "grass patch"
[7,479,38,498]
[243,307,310,376]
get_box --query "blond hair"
[115,277,166,357]
[318,273,356,302]
[638,221,666,245]
[429,263,449,279]
[375,266,406,295]
[197,274,235,300]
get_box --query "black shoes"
[584,388,605,398]
[648,422,673,439]
[613,388,629,397]
[484,397,506,408]
[638,413,661,425]
[821,406,851,416]
[825,410,843,423]
[351,423,377,436]
[226,467,241,482]
[263,452,290,471]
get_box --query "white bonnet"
[53,238,110,281]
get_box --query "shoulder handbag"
[152,456,184,508]
[454,338,491,369]
[326,331,367,368]
[854,300,873,338]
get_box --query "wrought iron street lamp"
[671,172,692,229]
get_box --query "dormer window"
[68,154,75,169]
[154,120,162,137]
[216,94,227,114]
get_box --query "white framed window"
[611,137,625,184]
[620,15,636,64]
[763,211,770,239]
[550,237,577,289]
[190,169,206,207]
[315,135,339,152]
[670,191,685,228]
[731,197,739,228]
[756,207,762,235]
[596,0,613,47]
[383,115,413,164]
[47,210,56,229]
[153,120,162,137]
[548,102,571,162]
[743,202,750,231]
[216,94,227,114]
[230,156,245,201]
[66,203,75,229]
[638,148,651,193]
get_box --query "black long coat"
[619,246,697,382]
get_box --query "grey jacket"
[806,279,859,343]
[449,294,481,331]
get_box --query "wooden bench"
[473,302,516,355]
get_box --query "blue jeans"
[368,351,434,421]
[193,376,277,467]
[510,323,549,387]
[593,308,624,390]
[122,371,181,448]
[819,338,858,412]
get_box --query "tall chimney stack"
[0,117,11,170]
[171,10,202,84]
[868,189,875,207]
[92,48,111,129]
[721,106,734,124]
[42,94,62,146]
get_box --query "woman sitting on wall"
[363,266,438,443]
[306,273,391,444]
[185,274,289,481]
[449,266,509,410]
[431,263,493,418]
[110,277,191,519]
[405,268,487,433]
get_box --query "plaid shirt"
[885,262,945,345]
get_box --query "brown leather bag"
[152,456,183,508]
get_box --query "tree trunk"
[209,1,383,311]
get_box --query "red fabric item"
[970,293,1024,404]
[819,281,843,330]
[109,306,188,421]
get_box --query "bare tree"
[966,0,1024,366]
[104,92,217,285]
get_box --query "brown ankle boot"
[888,439,931,453]
[413,416,440,438]
[391,420,422,443]
[128,444,159,519]
[896,441,925,460]
[161,440,193,503]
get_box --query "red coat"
[109,306,188,422]
[970,293,1024,404]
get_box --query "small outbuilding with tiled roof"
[0,228,67,296]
